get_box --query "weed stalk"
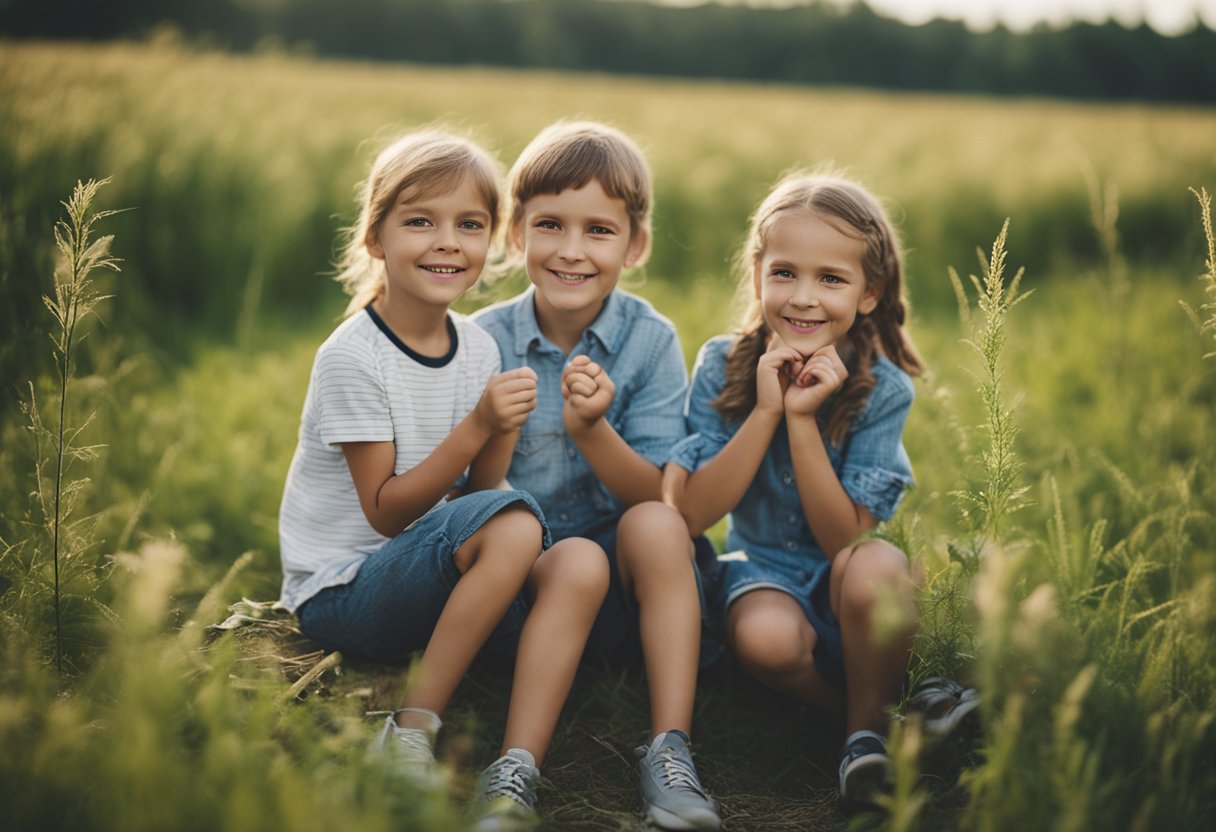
[45,178,120,673]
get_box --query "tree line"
[3,0,1214,102]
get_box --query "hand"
[784,345,847,417]
[562,354,615,434]
[755,332,804,417]
[474,367,538,434]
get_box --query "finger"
[567,354,592,370]
[569,378,597,398]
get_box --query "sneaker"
[905,677,981,738]
[473,748,541,832]
[837,730,891,810]
[635,730,721,831]
[367,707,444,789]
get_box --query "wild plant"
[1182,186,1216,359]
[2,178,120,676]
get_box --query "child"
[473,121,721,831]
[663,170,923,809]
[278,129,608,830]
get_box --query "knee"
[534,538,609,601]
[617,501,694,574]
[836,540,915,617]
[731,610,810,677]
[454,506,544,574]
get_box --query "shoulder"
[314,311,379,366]
[453,311,496,349]
[613,290,678,338]
[470,293,523,333]
[863,356,915,414]
[695,334,736,369]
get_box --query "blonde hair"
[506,120,652,264]
[715,169,924,444]
[335,129,502,316]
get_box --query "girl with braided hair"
[664,168,924,810]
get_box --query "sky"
[651,0,1216,35]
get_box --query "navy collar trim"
[365,306,458,368]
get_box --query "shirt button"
[786,540,797,551]
[782,472,794,485]
[787,514,798,524]
[567,447,577,458]
[559,512,569,522]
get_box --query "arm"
[466,366,537,492]
[783,346,876,557]
[344,366,538,537]
[563,355,663,505]
[672,339,805,536]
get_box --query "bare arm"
[783,346,876,557]
[466,430,521,492]
[344,367,537,537]
[672,407,783,536]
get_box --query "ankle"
[393,707,442,738]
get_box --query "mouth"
[550,269,595,285]
[783,316,825,333]
[421,264,465,278]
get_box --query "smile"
[784,317,825,332]
[551,270,595,284]
[421,265,464,276]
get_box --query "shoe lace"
[483,758,536,808]
[649,745,708,798]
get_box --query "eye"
[822,273,843,285]
[535,219,560,231]
[588,225,614,236]
[771,268,794,280]
[459,219,486,231]
[404,217,432,228]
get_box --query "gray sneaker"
[473,748,541,832]
[367,707,444,788]
[905,677,981,738]
[837,730,891,810]
[635,730,721,831]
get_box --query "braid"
[713,322,769,424]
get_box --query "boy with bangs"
[474,121,721,831]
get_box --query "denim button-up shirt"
[473,288,689,540]
[669,335,914,568]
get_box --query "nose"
[790,278,818,307]
[557,231,584,262]
[433,223,461,252]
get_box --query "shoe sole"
[839,752,891,813]
[924,690,981,737]
[642,802,722,831]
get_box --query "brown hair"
[335,129,502,316]
[714,170,923,444]
[506,120,652,264]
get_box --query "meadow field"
[2,38,1215,830]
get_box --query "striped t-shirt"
[278,307,500,612]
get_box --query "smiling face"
[753,208,878,357]
[366,172,492,314]
[515,179,649,328]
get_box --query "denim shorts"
[295,490,548,665]
[572,519,718,668]
[700,547,845,690]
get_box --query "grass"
[1,39,1215,831]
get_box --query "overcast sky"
[651,0,1216,35]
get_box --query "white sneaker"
[367,707,445,789]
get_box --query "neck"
[372,294,451,356]
[533,293,605,355]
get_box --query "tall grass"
[2,41,1216,831]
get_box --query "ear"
[858,285,880,315]
[624,225,650,268]
[508,218,525,254]
[365,226,385,261]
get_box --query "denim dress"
[668,335,915,687]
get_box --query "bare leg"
[396,506,543,730]
[828,540,917,735]
[501,538,609,766]
[726,589,842,716]
[616,501,702,737]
